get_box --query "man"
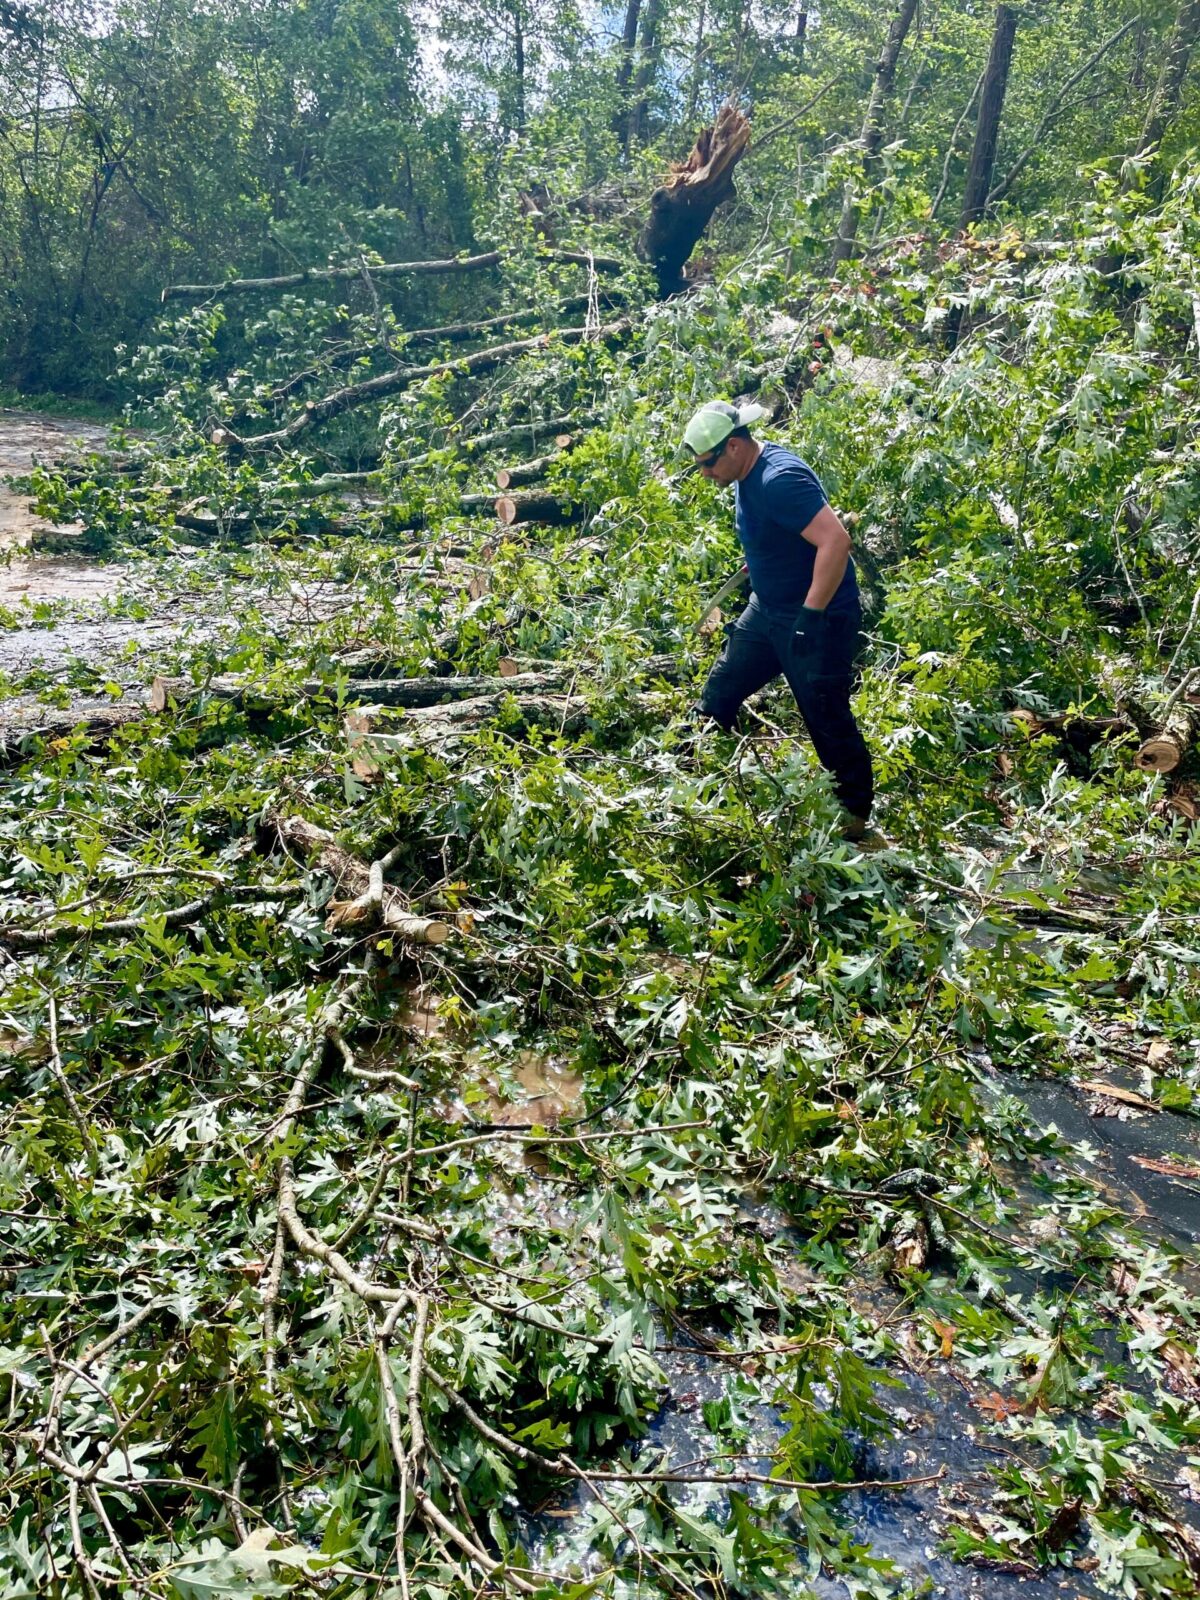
[683,399,874,838]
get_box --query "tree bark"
[959,5,1020,229]
[829,0,919,271]
[640,105,752,296]
[268,814,450,944]
[1131,0,1200,174]
[162,249,624,302]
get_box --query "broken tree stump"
[640,104,752,296]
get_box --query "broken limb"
[268,814,450,944]
[0,882,306,949]
[162,247,626,301]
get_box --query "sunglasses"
[689,437,730,472]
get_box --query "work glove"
[792,605,826,652]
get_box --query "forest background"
[1,0,1195,399]
[6,2,1200,1600]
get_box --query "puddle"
[1010,1072,1200,1248]
[489,1052,585,1127]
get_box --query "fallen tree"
[148,663,672,715]
[218,320,632,454]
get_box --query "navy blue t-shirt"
[734,442,859,616]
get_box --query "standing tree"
[613,0,642,134]
[958,2,1020,228]
[829,0,920,270]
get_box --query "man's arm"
[799,503,853,610]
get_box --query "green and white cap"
[682,398,771,455]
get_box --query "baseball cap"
[682,399,771,456]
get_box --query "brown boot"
[840,812,871,841]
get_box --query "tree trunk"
[946,4,1019,350]
[959,4,1020,229]
[829,0,919,271]
[684,0,707,127]
[988,19,1137,207]
[639,105,752,296]
[1132,0,1200,173]
[629,0,665,147]
[512,0,526,135]
[614,0,642,131]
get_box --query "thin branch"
[988,19,1138,206]
[47,998,98,1170]
[931,68,984,219]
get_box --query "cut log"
[495,452,567,489]
[495,492,576,527]
[1135,702,1200,774]
[269,813,450,945]
[163,248,626,302]
[640,105,752,296]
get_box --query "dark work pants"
[699,594,874,819]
